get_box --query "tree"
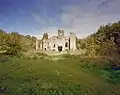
[77,21,120,56]
[5,32,22,55]
[0,29,8,51]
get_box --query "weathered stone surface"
[36,29,77,52]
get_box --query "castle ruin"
[36,29,77,52]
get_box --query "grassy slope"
[0,56,120,95]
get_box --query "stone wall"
[70,33,76,50]
[36,30,77,52]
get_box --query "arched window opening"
[45,48,46,51]
[53,44,55,47]
[65,42,68,47]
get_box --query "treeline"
[1,21,120,57]
[78,21,120,57]
[0,29,36,55]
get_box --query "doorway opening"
[45,48,46,51]
[58,46,62,52]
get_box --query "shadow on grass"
[0,54,9,63]
[78,58,120,84]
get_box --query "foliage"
[20,35,37,51]
[78,21,120,57]
[0,29,37,55]
[4,32,22,55]
[0,55,120,95]
[0,29,8,51]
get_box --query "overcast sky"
[0,0,120,38]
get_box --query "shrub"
[5,32,22,55]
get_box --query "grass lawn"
[0,55,120,95]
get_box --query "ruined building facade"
[36,30,77,52]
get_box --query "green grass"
[0,55,120,95]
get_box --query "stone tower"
[58,29,64,38]
[70,32,76,50]
[36,39,39,50]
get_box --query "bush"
[62,54,81,59]
[5,32,22,55]
[0,54,9,63]
[36,52,47,57]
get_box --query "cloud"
[59,1,120,38]
[98,0,120,14]
[30,12,55,27]
[98,0,112,7]
[33,0,120,39]
[30,27,59,39]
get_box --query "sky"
[0,0,120,38]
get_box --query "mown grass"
[0,54,120,95]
